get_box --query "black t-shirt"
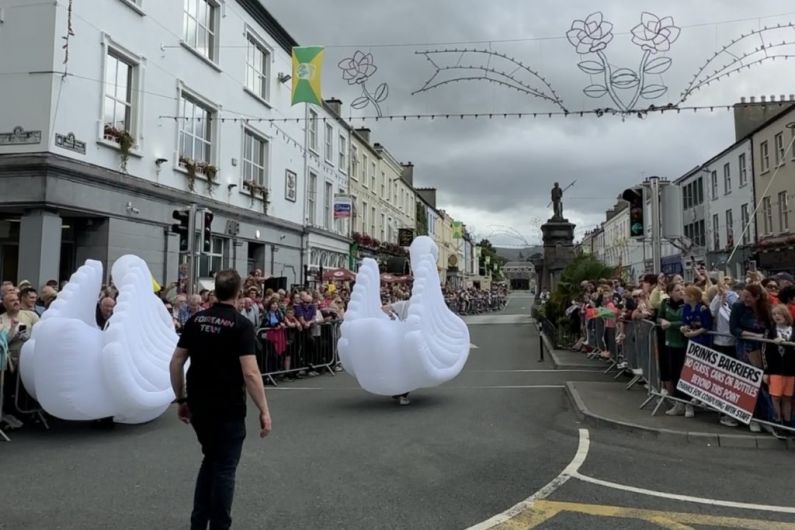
[177,303,256,419]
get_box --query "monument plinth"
[541,182,576,291]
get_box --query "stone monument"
[541,182,576,291]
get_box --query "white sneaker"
[719,416,739,427]
[749,421,762,433]
[399,396,410,406]
[684,404,695,418]
[665,402,686,416]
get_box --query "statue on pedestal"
[551,182,564,220]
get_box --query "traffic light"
[622,187,645,238]
[171,208,191,253]
[201,210,214,254]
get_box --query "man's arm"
[169,347,189,401]
[240,355,272,437]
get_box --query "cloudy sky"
[265,0,795,247]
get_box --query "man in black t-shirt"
[170,269,272,530]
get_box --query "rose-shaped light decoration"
[631,12,681,54]
[567,12,614,54]
[337,51,378,85]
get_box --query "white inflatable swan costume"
[338,236,470,396]
[20,256,178,424]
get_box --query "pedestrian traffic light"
[622,187,644,238]
[171,208,191,253]
[201,210,214,254]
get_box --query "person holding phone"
[1,290,40,428]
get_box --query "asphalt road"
[2,292,794,529]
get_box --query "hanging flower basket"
[104,125,135,171]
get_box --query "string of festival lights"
[158,101,795,124]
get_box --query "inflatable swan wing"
[338,236,470,396]
[20,256,178,424]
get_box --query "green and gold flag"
[292,46,324,106]
[452,221,463,239]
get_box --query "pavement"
[544,335,795,451]
[2,291,794,529]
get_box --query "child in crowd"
[766,305,795,427]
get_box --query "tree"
[542,254,614,324]
[477,239,507,280]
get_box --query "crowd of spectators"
[564,268,795,434]
[443,286,508,315]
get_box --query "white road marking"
[468,369,604,373]
[466,429,591,530]
[572,473,795,514]
[271,385,566,391]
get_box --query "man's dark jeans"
[190,415,246,530]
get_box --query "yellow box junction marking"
[492,500,795,530]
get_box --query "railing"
[445,295,507,315]
[542,312,795,437]
[256,320,342,386]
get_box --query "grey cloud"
[265,0,795,236]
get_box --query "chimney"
[355,127,371,143]
[325,98,342,116]
[770,94,776,102]
[791,94,795,101]
[401,162,414,186]
[761,95,766,102]
[750,96,756,103]
[740,97,746,104]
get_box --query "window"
[370,163,376,190]
[775,132,785,166]
[792,127,795,160]
[741,204,750,244]
[380,213,385,240]
[242,129,268,187]
[183,0,217,61]
[351,145,359,180]
[697,177,704,204]
[245,34,271,102]
[710,171,718,200]
[712,214,720,250]
[178,93,213,165]
[103,51,135,140]
[739,153,747,187]
[324,123,333,163]
[308,173,317,225]
[380,172,386,198]
[338,134,347,170]
[387,217,393,242]
[723,163,731,194]
[763,196,773,234]
[361,201,368,234]
[725,209,733,247]
[698,220,705,247]
[198,236,224,277]
[682,185,690,209]
[324,182,333,229]
[370,206,376,236]
[761,140,770,172]
[307,110,319,152]
[779,191,790,232]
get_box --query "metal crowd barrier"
[257,320,342,386]
[0,367,9,442]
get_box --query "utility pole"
[648,177,662,274]
[187,203,197,295]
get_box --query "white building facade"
[702,139,755,278]
[303,100,351,279]
[0,0,308,287]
